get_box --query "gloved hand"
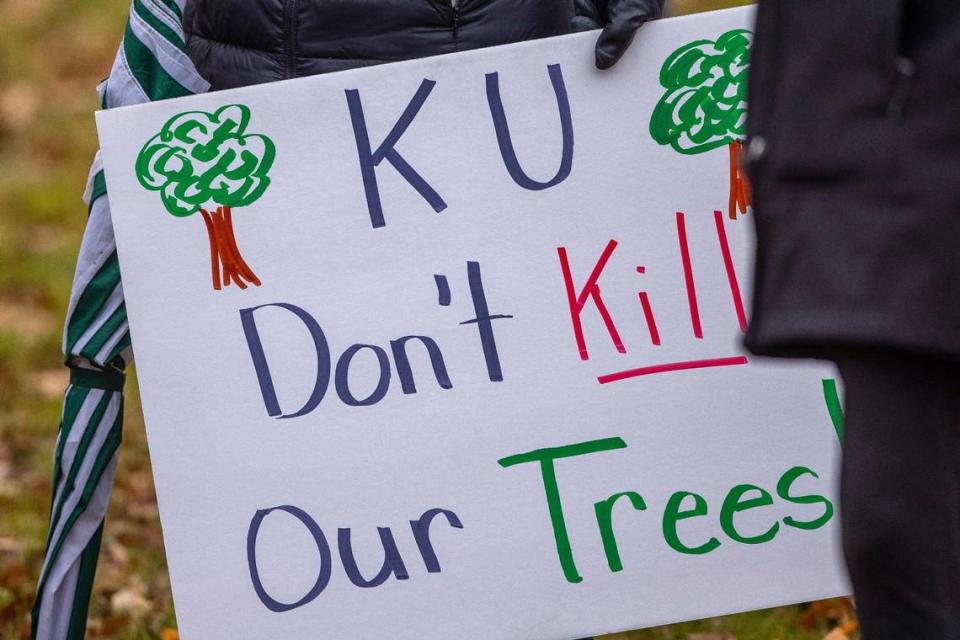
[573,0,666,69]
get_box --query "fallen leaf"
[0,84,40,131]
[97,614,128,636]
[26,369,69,400]
[0,538,23,554]
[0,300,55,341]
[105,541,129,566]
[800,598,857,630]
[840,620,859,634]
[110,587,151,619]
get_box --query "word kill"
[558,210,751,385]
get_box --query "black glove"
[572,0,666,70]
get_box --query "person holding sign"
[182,0,663,89]
[34,1,663,638]
[745,2,960,639]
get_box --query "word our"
[246,507,462,612]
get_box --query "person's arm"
[31,3,208,637]
[573,0,666,69]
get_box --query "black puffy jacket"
[184,0,575,90]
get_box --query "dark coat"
[183,0,574,90]
[744,0,960,362]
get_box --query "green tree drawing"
[650,29,752,219]
[136,104,275,289]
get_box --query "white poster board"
[96,6,849,639]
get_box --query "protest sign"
[95,6,849,638]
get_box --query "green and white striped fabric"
[33,2,208,638]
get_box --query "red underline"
[597,356,749,384]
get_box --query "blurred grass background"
[0,0,857,638]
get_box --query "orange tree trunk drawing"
[727,140,751,219]
[135,103,276,290]
[649,29,753,220]
[200,206,261,290]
